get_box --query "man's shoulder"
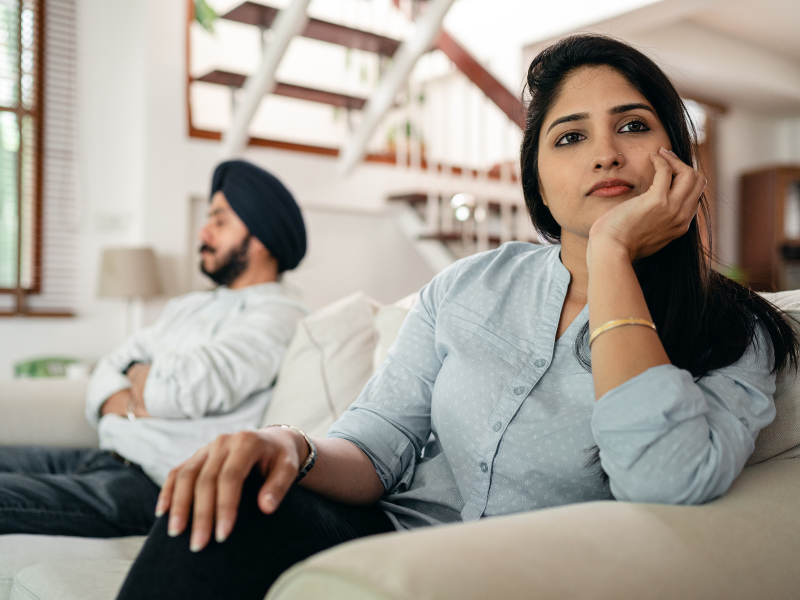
[239,283,309,315]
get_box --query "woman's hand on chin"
[154,427,309,553]
[587,147,706,266]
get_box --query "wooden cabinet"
[740,166,800,291]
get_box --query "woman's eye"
[619,120,650,133]
[555,132,585,146]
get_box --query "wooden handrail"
[434,30,525,129]
[391,0,525,129]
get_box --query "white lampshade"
[98,247,163,298]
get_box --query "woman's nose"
[593,140,624,170]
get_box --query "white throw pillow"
[748,291,800,464]
[372,293,419,372]
[262,292,381,438]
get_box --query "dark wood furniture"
[739,166,800,291]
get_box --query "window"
[0,0,42,307]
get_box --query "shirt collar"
[550,244,572,287]
[215,281,285,299]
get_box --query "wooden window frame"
[0,0,45,315]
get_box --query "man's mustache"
[199,244,215,254]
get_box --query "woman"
[117,34,797,599]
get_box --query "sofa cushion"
[262,292,381,438]
[11,559,131,600]
[372,293,418,372]
[749,291,800,464]
[0,535,143,600]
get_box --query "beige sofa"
[2,291,799,600]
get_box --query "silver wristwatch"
[268,424,318,483]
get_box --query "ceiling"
[689,0,800,62]
[525,0,800,114]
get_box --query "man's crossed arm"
[100,363,152,419]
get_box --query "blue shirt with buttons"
[327,243,777,530]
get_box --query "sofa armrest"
[0,379,98,448]
[268,458,800,600]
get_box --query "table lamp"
[98,247,163,336]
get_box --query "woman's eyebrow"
[546,112,589,134]
[610,102,654,115]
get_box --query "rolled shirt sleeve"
[327,261,462,493]
[592,325,777,505]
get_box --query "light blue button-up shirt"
[328,243,776,530]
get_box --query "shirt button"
[492,421,502,431]
[534,359,546,368]
[513,386,525,396]
[739,417,750,428]
[479,462,488,472]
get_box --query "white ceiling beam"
[337,0,456,176]
[220,0,311,159]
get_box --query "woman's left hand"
[588,147,706,264]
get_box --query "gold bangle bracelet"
[589,318,657,346]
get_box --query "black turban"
[210,160,306,273]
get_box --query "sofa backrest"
[265,289,800,466]
[748,291,800,464]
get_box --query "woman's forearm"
[298,437,386,505]
[588,239,670,399]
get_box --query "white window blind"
[26,0,78,312]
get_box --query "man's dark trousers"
[0,446,160,537]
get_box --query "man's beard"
[200,235,251,286]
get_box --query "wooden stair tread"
[194,70,367,110]
[221,1,401,56]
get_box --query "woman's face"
[536,66,672,241]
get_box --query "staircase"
[188,0,537,259]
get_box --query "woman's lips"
[588,179,634,197]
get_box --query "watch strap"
[268,424,317,483]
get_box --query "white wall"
[0,0,442,380]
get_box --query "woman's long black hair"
[520,34,798,383]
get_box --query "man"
[0,160,308,537]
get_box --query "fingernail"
[155,506,164,518]
[189,533,203,553]
[262,493,276,513]
[215,520,230,543]
[167,517,180,537]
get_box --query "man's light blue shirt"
[328,243,776,530]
